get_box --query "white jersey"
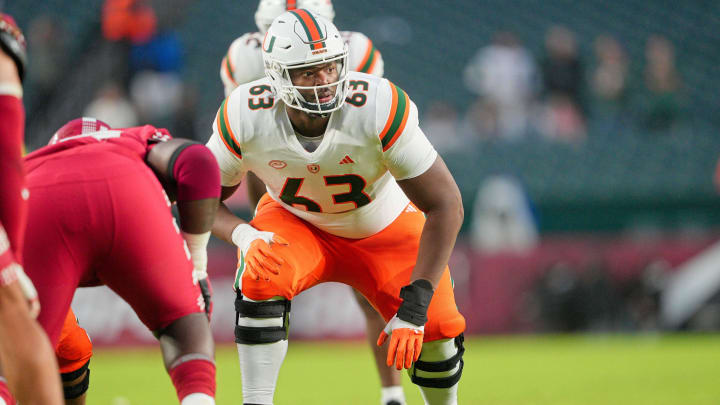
[207,72,436,239]
[220,31,384,96]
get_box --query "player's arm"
[376,80,462,369]
[348,32,384,77]
[220,35,263,97]
[398,157,463,286]
[147,138,221,316]
[0,280,64,404]
[146,138,221,233]
[206,100,287,283]
[0,13,27,245]
[379,156,463,371]
[220,40,239,97]
[213,183,245,246]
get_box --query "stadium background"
[4,0,720,403]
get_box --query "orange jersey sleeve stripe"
[379,82,410,152]
[216,98,242,159]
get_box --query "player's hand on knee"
[377,279,435,370]
[232,224,288,281]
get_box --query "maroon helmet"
[49,117,112,145]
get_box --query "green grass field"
[88,334,720,404]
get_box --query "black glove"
[0,13,27,82]
[198,277,213,321]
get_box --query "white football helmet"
[254,0,335,34]
[262,9,348,115]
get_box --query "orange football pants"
[242,195,466,342]
[55,309,92,374]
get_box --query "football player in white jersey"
[208,10,465,405]
[218,2,402,404]
[220,0,383,98]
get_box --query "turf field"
[89,334,720,404]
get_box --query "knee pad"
[234,292,291,344]
[411,334,465,389]
[61,360,90,399]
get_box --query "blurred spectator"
[623,259,670,331]
[533,262,585,332]
[578,259,622,331]
[421,100,465,153]
[536,94,586,142]
[129,30,183,75]
[459,98,498,139]
[121,8,185,132]
[171,85,200,141]
[640,35,684,132]
[102,0,157,44]
[537,25,586,142]
[25,15,68,110]
[463,31,537,140]
[540,25,585,108]
[129,70,183,128]
[83,81,139,128]
[470,175,538,254]
[101,0,159,87]
[590,35,630,132]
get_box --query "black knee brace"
[411,334,465,389]
[61,360,90,399]
[234,292,291,344]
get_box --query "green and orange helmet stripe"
[379,82,411,152]
[289,8,326,50]
[215,97,242,159]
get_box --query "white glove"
[231,224,281,251]
[231,224,288,287]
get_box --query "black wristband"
[396,279,434,327]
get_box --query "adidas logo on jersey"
[339,155,354,164]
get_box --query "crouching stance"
[208,9,466,405]
[23,119,220,404]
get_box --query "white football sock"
[237,340,288,404]
[381,385,406,405]
[236,296,289,404]
[180,393,215,405]
[414,339,459,405]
